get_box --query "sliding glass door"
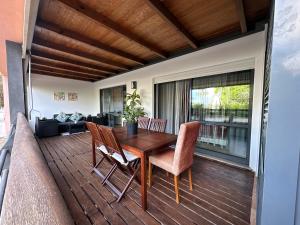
[155,70,254,165]
[191,71,253,164]
[100,85,126,127]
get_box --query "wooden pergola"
[31,0,270,82]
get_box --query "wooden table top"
[113,127,177,154]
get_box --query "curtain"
[101,88,112,113]
[100,85,126,113]
[112,86,124,113]
[174,80,191,134]
[156,80,191,134]
[157,82,175,133]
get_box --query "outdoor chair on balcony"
[138,117,150,129]
[148,121,201,203]
[99,125,141,202]
[148,118,167,132]
[86,122,112,178]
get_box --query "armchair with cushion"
[86,114,109,125]
[94,113,109,125]
[35,117,59,138]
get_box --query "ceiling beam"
[31,62,105,79]
[56,0,167,58]
[31,48,116,74]
[31,69,96,82]
[144,0,198,49]
[31,64,104,79]
[234,0,247,33]
[33,36,129,71]
[36,21,146,65]
[31,55,108,77]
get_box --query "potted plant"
[123,90,146,135]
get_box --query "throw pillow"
[55,112,69,123]
[69,112,83,122]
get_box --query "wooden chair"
[138,117,150,129]
[148,118,167,132]
[98,125,140,202]
[148,121,201,203]
[86,122,111,178]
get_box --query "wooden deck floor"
[38,132,254,225]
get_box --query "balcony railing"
[0,113,73,225]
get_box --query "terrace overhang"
[26,0,270,82]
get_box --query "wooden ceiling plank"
[144,0,198,49]
[56,0,167,58]
[33,36,129,71]
[31,62,105,78]
[31,48,116,74]
[234,0,247,33]
[31,55,108,77]
[36,21,146,65]
[31,69,97,82]
[31,64,103,80]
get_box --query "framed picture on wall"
[54,91,65,101]
[68,92,78,101]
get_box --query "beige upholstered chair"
[148,121,201,203]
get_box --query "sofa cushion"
[55,112,69,123]
[69,112,83,122]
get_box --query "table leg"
[140,153,147,210]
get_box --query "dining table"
[112,127,177,210]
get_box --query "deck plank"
[38,132,254,225]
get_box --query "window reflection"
[191,82,252,159]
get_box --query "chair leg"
[148,162,152,187]
[128,161,140,184]
[188,167,193,191]
[102,164,117,185]
[117,164,141,202]
[174,175,180,204]
[91,156,104,173]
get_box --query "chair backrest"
[98,125,128,163]
[148,118,167,132]
[172,121,201,175]
[138,117,150,129]
[86,122,105,147]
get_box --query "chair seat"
[97,145,109,155]
[112,150,138,165]
[149,148,174,174]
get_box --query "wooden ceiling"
[31,0,270,82]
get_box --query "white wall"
[29,75,98,126]
[92,31,267,173]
